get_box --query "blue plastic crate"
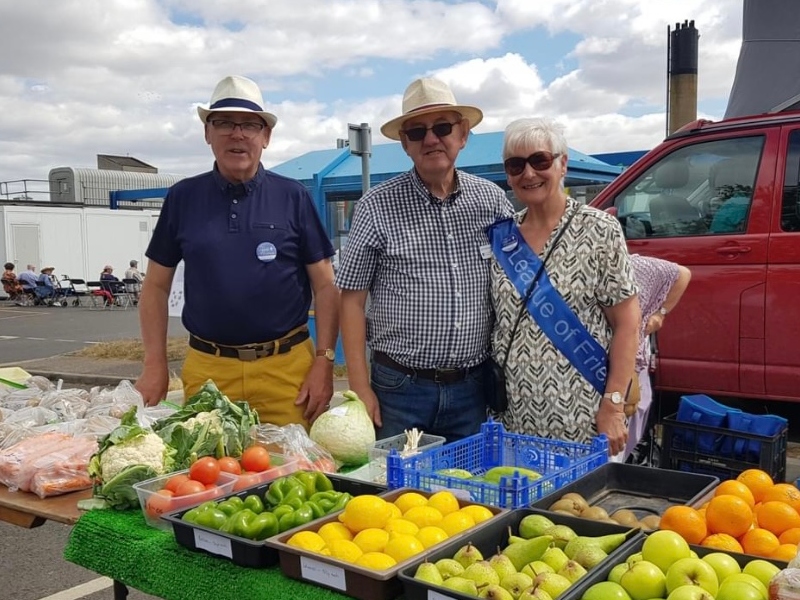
[385,420,608,508]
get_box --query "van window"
[612,136,764,238]
[782,129,800,232]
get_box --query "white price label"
[429,589,460,600]
[300,556,347,591]
[194,529,232,559]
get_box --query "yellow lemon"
[393,491,429,514]
[286,531,326,552]
[339,495,392,532]
[327,539,364,563]
[416,525,449,548]
[317,522,353,545]
[386,502,402,519]
[426,491,460,516]
[384,533,425,563]
[403,505,444,528]
[459,504,494,524]
[355,551,397,570]
[353,528,390,553]
[439,510,476,536]
[384,518,420,536]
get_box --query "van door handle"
[715,245,751,256]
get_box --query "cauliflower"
[98,432,171,481]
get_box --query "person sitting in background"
[124,259,144,301]
[2,262,26,303]
[624,255,691,464]
[18,264,38,291]
[100,265,119,281]
[35,266,58,303]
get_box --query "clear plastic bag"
[4,406,60,428]
[39,388,90,421]
[252,423,336,473]
[0,431,76,492]
[0,423,36,450]
[28,435,97,498]
[1,387,43,411]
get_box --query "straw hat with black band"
[197,75,278,129]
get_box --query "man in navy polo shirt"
[136,75,339,428]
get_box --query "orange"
[762,483,800,512]
[736,469,774,504]
[714,479,756,508]
[779,528,800,545]
[755,501,800,536]
[700,533,744,553]
[659,505,708,545]
[705,494,754,538]
[740,527,780,557]
[770,543,799,562]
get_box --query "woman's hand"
[595,400,628,455]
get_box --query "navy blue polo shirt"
[147,165,334,345]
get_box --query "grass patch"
[74,337,188,362]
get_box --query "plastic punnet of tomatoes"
[134,467,238,529]
[231,450,301,492]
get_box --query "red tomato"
[217,456,242,475]
[240,446,271,473]
[203,484,223,499]
[189,456,221,485]
[233,471,262,492]
[174,479,207,497]
[163,474,190,494]
[145,489,175,519]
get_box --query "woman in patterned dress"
[488,117,640,455]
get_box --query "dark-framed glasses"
[209,119,266,137]
[504,151,561,176]
[401,120,462,142]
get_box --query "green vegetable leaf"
[94,464,158,510]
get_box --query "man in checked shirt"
[336,78,514,442]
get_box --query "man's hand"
[595,400,628,456]
[135,363,169,407]
[645,313,665,335]
[295,358,334,424]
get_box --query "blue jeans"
[371,360,488,444]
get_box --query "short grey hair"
[502,117,568,162]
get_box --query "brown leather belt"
[372,351,481,384]
[189,328,309,362]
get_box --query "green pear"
[571,545,607,569]
[414,561,444,586]
[532,573,572,599]
[542,524,576,549]
[489,552,518,581]
[518,514,555,539]
[454,542,484,568]
[463,560,501,587]
[521,561,554,579]
[501,535,553,571]
[478,583,515,600]
[540,546,569,572]
[442,576,479,596]
[500,572,534,599]
[563,532,626,559]
[507,525,526,544]
[557,559,587,583]
[518,587,553,600]
[435,558,465,580]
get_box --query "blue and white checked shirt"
[336,169,514,369]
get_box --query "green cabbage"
[309,391,376,466]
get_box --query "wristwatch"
[658,307,668,317]
[316,348,335,362]
[603,391,624,405]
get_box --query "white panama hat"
[380,77,483,141]
[197,75,277,128]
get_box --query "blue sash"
[488,218,607,394]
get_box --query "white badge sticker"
[479,244,492,259]
[194,529,232,559]
[300,556,347,591]
[256,241,277,262]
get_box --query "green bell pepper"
[243,494,264,514]
[293,471,334,496]
[271,504,294,522]
[250,511,279,540]
[278,503,316,532]
[265,476,305,506]
[330,491,352,513]
[230,508,260,539]
[181,507,204,524]
[195,507,229,530]
[217,499,243,517]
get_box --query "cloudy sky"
[0,0,744,188]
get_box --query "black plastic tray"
[163,471,387,568]
[559,534,789,600]
[530,462,719,519]
[398,507,644,600]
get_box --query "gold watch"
[316,348,335,362]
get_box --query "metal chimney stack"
[667,20,699,135]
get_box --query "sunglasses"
[401,120,461,142]
[504,151,561,176]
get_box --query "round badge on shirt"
[501,234,518,252]
[256,242,277,262]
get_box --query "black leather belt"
[189,328,309,362]
[372,351,481,384]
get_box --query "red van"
[589,111,800,403]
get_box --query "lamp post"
[348,123,372,194]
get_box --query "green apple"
[716,577,767,600]
[627,552,644,564]
[642,530,691,574]
[608,562,628,584]
[743,559,781,589]
[666,584,715,600]
[619,560,667,600]
[580,581,632,600]
[701,552,741,584]
[665,557,719,595]
[722,573,768,598]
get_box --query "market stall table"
[0,485,91,528]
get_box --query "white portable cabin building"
[48,167,183,209]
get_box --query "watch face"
[610,392,623,404]
[324,348,335,361]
